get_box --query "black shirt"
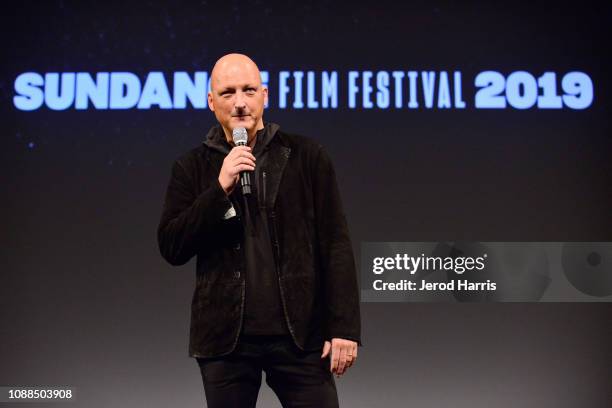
[237,126,288,335]
[209,124,288,336]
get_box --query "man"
[157,53,361,407]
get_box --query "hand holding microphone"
[217,127,256,195]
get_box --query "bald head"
[210,53,262,92]
[207,53,268,143]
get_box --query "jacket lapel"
[204,148,224,174]
[265,141,291,210]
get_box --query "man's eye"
[246,88,256,94]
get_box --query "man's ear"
[263,86,269,108]
[207,92,215,112]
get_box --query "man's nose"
[234,91,247,109]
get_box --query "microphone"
[232,127,252,195]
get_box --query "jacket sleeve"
[157,158,232,266]
[312,145,362,346]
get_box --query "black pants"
[196,335,339,408]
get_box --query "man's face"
[208,58,268,143]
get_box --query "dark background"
[1,1,611,407]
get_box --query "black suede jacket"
[157,123,362,358]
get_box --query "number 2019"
[475,71,593,109]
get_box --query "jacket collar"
[202,122,281,154]
[201,122,289,210]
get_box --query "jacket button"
[234,271,241,279]
[234,243,241,250]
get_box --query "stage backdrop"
[2,2,611,407]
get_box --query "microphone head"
[232,127,248,146]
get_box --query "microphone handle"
[240,171,252,195]
[236,141,252,195]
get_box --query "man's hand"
[218,146,256,195]
[321,338,358,377]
